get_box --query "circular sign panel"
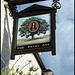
[28,21,39,33]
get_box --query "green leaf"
[11,67,14,71]
[33,67,39,72]
[1,68,4,75]
[27,72,31,75]
[12,73,15,75]
[16,68,19,72]
[28,60,32,63]
[19,71,23,75]
[29,65,34,71]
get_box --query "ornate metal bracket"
[51,0,61,9]
[5,0,61,17]
[8,4,18,17]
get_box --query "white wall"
[1,0,13,65]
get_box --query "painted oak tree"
[19,17,49,39]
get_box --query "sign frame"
[11,4,56,59]
[4,0,46,5]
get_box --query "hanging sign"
[11,4,56,59]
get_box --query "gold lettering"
[32,45,34,47]
[28,45,40,48]
[48,44,50,45]
[27,46,30,48]
[21,47,24,49]
[42,44,50,47]
[17,47,19,49]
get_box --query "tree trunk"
[32,34,34,39]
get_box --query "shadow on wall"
[2,7,12,65]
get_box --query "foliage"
[1,57,39,75]
[29,65,39,72]
[1,68,4,75]
[19,17,49,39]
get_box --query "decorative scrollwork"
[51,0,61,9]
[9,5,18,17]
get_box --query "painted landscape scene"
[17,13,51,46]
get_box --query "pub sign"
[11,4,56,59]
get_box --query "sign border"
[11,6,56,59]
[6,0,46,5]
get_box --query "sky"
[17,0,74,75]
